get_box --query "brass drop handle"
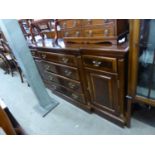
[88,30,93,37]
[68,82,76,89]
[64,70,72,76]
[87,19,92,24]
[71,93,78,99]
[63,22,66,28]
[52,85,57,90]
[61,57,69,63]
[49,76,54,81]
[64,32,69,37]
[73,20,77,27]
[76,31,80,37]
[104,19,109,23]
[45,65,50,70]
[92,60,102,67]
[32,51,35,56]
[104,29,109,36]
[42,54,46,59]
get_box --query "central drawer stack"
[32,49,90,111]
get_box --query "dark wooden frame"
[126,19,155,127]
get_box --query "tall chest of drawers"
[31,43,128,127]
[56,19,129,44]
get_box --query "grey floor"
[0,68,155,135]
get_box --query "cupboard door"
[136,20,155,102]
[86,70,119,114]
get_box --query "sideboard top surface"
[29,39,129,58]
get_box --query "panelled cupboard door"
[86,70,119,115]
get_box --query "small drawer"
[61,29,82,38]
[58,19,81,29]
[83,24,115,37]
[83,55,117,72]
[40,52,78,67]
[42,61,80,81]
[82,19,115,27]
[45,82,85,104]
[42,72,83,93]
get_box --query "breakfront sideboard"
[23,19,129,127]
[30,42,128,127]
[127,19,155,127]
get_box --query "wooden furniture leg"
[126,98,132,127]
[0,106,16,135]
[0,54,10,74]
[18,67,24,83]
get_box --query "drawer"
[58,19,81,29]
[40,52,78,67]
[61,29,82,38]
[82,19,115,27]
[83,25,115,37]
[42,71,83,93]
[45,82,85,104]
[83,55,117,72]
[42,61,80,81]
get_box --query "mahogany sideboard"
[30,41,129,127]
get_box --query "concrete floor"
[0,68,155,135]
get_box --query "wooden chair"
[30,19,55,43]
[0,39,24,83]
[18,19,33,42]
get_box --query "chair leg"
[126,99,132,128]
[0,56,10,74]
[10,67,14,77]
[27,83,30,87]
[18,67,24,83]
[5,61,12,75]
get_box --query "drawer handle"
[88,30,93,37]
[76,31,80,37]
[104,19,109,23]
[61,57,69,63]
[49,76,54,81]
[71,93,78,100]
[68,82,76,89]
[32,52,35,56]
[64,70,72,76]
[52,85,57,90]
[63,22,66,28]
[64,32,69,37]
[42,54,46,59]
[92,60,102,67]
[87,19,92,24]
[45,65,50,70]
[73,20,77,27]
[104,29,109,36]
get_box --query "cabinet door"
[86,70,119,114]
[136,20,155,103]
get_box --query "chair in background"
[30,19,55,43]
[0,39,24,83]
[18,19,33,43]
